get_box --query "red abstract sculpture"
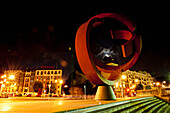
[75,13,142,87]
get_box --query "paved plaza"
[0,97,139,113]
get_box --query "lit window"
[55,71,57,74]
[47,76,50,80]
[48,71,50,74]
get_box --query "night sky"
[1,3,170,82]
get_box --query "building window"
[44,71,46,74]
[26,74,30,77]
[25,79,29,82]
[55,71,57,74]
[47,76,50,80]
[48,71,50,74]
[58,71,61,74]
[37,71,39,75]
[41,71,43,75]
[51,71,53,74]
[25,83,28,87]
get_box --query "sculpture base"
[95,86,116,100]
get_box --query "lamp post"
[121,75,126,98]
[162,81,166,87]
[60,80,63,95]
[9,75,15,96]
[48,84,51,97]
[156,82,160,96]
[84,85,86,100]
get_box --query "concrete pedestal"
[95,86,116,100]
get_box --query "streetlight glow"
[156,82,160,86]
[135,79,138,83]
[60,80,63,84]
[9,75,15,80]
[121,75,126,80]
[162,81,166,84]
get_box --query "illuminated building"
[0,66,63,96]
[1,70,23,95]
[22,67,63,95]
[33,68,62,95]
[114,70,156,97]
[122,70,156,89]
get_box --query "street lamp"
[162,81,166,87]
[156,82,160,86]
[121,75,126,98]
[60,80,63,95]
[48,84,51,97]
[135,79,139,83]
[9,75,15,95]
[60,80,63,84]
[122,75,126,80]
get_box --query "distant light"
[2,84,5,87]
[64,85,68,88]
[121,75,126,80]
[162,81,166,84]
[115,83,118,87]
[105,54,110,57]
[69,47,71,50]
[135,79,138,83]
[60,80,63,84]
[132,85,136,88]
[156,82,160,86]
[9,75,15,80]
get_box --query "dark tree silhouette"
[33,81,43,92]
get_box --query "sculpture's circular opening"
[75,13,142,85]
[89,18,135,67]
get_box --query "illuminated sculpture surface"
[75,13,142,100]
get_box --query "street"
[0,96,153,113]
[0,97,117,113]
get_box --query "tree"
[145,85,151,89]
[69,87,83,96]
[33,81,43,92]
[135,83,144,90]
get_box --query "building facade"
[114,70,156,97]
[0,70,24,95]
[122,70,156,89]
[0,67,63,96]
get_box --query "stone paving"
[0,96,145,113]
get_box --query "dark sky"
[1,3,170,81]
